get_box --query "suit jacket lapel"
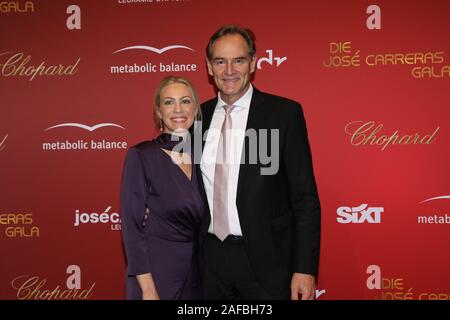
[201,98,217,148]
[236,88,265,203]
[197,98,217,235]
[198,89,265,231]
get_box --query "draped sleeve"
[120,147,152,276]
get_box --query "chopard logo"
[45,123,125,132]
[0,134,7,151]
[344,121,439,151]
[0,52,80,81]
[11,265,95,300]
[117,0,191,5]
[113,45,195,55]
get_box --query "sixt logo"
[337,204,384,224]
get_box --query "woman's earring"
[159,119,164,132]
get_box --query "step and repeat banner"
[1,0,449,300]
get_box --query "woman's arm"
[136,273,159,300]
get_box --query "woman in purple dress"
[120,76,204,300]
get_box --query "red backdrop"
[1,0,449,300]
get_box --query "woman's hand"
[136,273,159,300]
[142,288,160,300]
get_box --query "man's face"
[207,34,256,105]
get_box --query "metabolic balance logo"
[74,206,121,231]
[46,122,125,132]
[114,45,194,55]
[0,1,34,13]
[417,195,450,225]
[344,121,440,151]
[0,134,7,151]
[42,122,128,151]
[110,44,198,75]
[11,265,96,300]
[0,52,80,81]
[336,204,384,224]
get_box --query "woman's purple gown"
[120,134,204,299]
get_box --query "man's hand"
[291,273,316,300]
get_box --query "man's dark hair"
[206,24,256,61]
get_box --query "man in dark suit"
[197,25,321,300]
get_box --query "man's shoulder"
[199,88,302,112]
[200,97,218,109]
[255,89,303,117]
[256,89,301,107]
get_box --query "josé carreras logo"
[110,44,198,75]
[1,212,40,238]
[337,204,384,224]
[74,206,121,231]
[0,1,34,13]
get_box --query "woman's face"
[157,82,197,134]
